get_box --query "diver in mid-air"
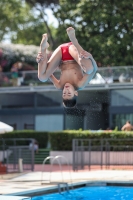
[37,27,98,108]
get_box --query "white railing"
[0,66,133,87]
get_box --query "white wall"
[35,114,64,131]
[50,151,133,165]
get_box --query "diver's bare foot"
[40,34,49,51]
[66,27,77,44]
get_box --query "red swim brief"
[60,42,74,61]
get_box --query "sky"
[45,8,58,28]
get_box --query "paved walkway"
[1,165,133,196]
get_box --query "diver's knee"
[38,73,48,82]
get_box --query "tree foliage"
[1,0,133,67]
[0,0,36,41]
[54,0,133,66]
[25,0,59,49]
[0,0,58,71]
[11,22,57,46]
[0,0,57,48]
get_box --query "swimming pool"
[32,186,133,200]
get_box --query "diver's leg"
[37,34,62,82]
[67,27,97,74]
[37,34,49,80]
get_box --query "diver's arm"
[49,75,61,89]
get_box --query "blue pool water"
[32,186,133,200]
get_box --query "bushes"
[0,130,133,150]
[0,130,48,148]
[49,130,133,151]
[49,130,89,151]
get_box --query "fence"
[1,66,133,87]
[0,70,51,87]
[72,138,133,170]
[0,138,35,173]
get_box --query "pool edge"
[4,180,133,197]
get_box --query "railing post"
[2,139,5,164]
[81,140,84,169]
[72,139,76,171]
[88,139,91,170]
[101,139,103,170]
[105,139,110,169]
[13,139,17,170]
[31,139,35,171]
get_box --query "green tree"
[54,0,133,66]
[0,0,36,41]
[25,0,59,49]
[0,0,57,48]
[11,22,57,47]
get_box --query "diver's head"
[62,83,78,108]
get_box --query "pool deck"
[1,165,133,197]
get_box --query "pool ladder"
[41,155,73,193]
[58,182,69,194]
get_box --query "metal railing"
[0,66,133,87]
[0,70,48,87]
[41,155,73,188]
[72,138,133,170]
[0,138,35,172]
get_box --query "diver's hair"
[63,96,77,108]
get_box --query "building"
[0,66,133,131]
